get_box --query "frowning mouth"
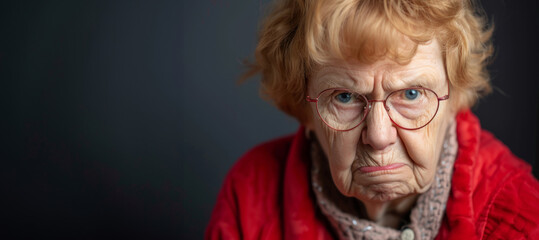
[358,163,405,173]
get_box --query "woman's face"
[307,40,456,203]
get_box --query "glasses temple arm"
[306,96,318,102]
[438,95,449,101]
[438,78,451,101]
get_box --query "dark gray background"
[2,0,538,239]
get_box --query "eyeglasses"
[306,86,449,131]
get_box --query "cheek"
[399,111,449,169]
[313,121,362,171]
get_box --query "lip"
[358,163,405,173]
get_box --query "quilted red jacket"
[206,110,539,239]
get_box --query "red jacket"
[206,110,539,239]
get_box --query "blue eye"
[404,89,419,100]
[336,92,352,103]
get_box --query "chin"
[358,182,413,203]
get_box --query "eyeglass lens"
[316,88,439,131]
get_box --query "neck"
[361,194,419,228]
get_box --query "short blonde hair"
[244,0,493,123]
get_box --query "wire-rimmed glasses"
[306,87,449,131]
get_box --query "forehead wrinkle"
[313,66,372,93]
[344,70,372,93]
[311,68,354,94]
[403,69,445,91]
[384,66,445,90]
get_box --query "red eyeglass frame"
[306,82,450,131]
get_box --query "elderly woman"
[206,0,539,239]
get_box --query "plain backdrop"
[2,0,538,238]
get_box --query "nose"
[361,101,397,151]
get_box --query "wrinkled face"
[307,40,455,203]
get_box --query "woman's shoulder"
[205,131,302,240]
[230,132,296,180]
[219,131,300,207]
[474,129,539,239]
[477,137,539,238]
[450,110,539,239]
[455,110,532,179]
[482,171,539,239]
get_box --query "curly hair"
[244,0,493,123]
